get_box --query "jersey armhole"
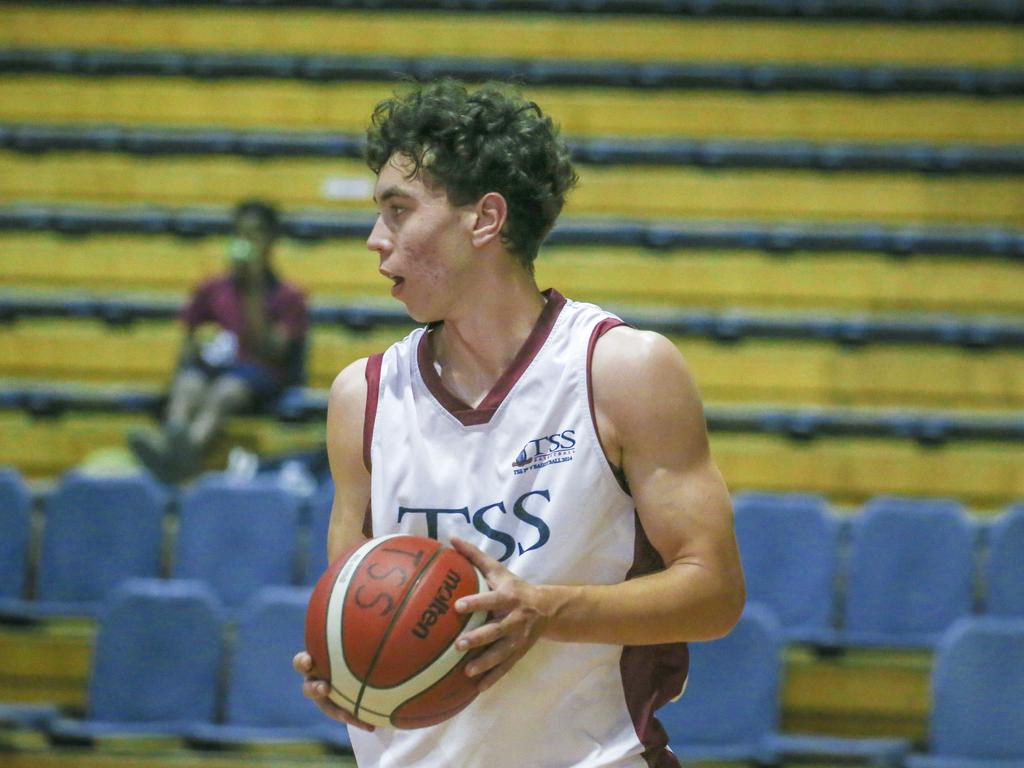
[362,353,384,473]
[586,318,630,496]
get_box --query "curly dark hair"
[365,80,578,270]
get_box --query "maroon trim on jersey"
[361,500,374,539]
[363,353,384,472]
[621,513,689,768]
[586,317,630,495]
[417,289,567,427]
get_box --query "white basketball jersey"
[353,290,688,768]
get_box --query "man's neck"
[431,269,546,409]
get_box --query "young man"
[130,200,308,483]
[294,81,745,767]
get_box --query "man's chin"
[393,293,443,325]
[405,308,442,325]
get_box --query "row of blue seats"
[11,0,1024,22]
[2,384,1022,444]
[3,48,1022,95]
[5,292,1023,349]
[7,123,1023,174]
[734,492,1024,647]
[0,469,331,618]
[2,581,1023,768]
[4,204,1024,257]
[670,608,1024,768]
[1,581,352,751]
[2,467,1022,649]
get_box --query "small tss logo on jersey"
[513,429,576,475]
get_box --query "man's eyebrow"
[373,186,412,204]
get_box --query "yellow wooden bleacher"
[0,6,1020,765]
[1,317,1021,411]
[715,432,1024,508]
[2,5,1021,69]
[0,410,323,481]
[2,151,1020,226]
[3,233,1022,316]
[1,408,1021,506]
[3,76,1023,144]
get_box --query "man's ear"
[470,192,508,249]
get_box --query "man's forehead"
[372,153,445,202]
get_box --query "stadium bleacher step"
[7,123,1024,175]
[2,48,1022,97]
[3,149,1022,225]
[2,311,1022,409]
[3,232,1022,315]
[2,3,1022,65]
[2,206,1023,260]
[3,76,1022,143]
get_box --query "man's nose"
[366,216,391,254]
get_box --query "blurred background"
[0,1,1022,767]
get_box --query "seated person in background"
[130,200,309,483]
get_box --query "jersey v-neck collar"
[416,288,567,427]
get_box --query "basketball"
[305,534,490,729]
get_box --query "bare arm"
[538,326,744,643]
[294,357,374,730]
[323,358,372,561]
[454,327,745,686]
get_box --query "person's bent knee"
[209,374,255,412]
[172,367,210,398]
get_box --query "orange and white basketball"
[305,535,489,729]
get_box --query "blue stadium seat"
[906,617,1024,768]
[841,497,976,648]
[0,465,62,728]
[48,579,224,741]
[732,493,839,644]
[303,479,334,585]
[173,477,302,610]
[661,603,909,765]
[0,472,168,619]
[187,587,351,751]
[0,467,31,603]
[659,603,783,763]
[985,505,1024,617]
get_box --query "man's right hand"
[292,651,376,732]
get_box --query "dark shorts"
[182,361,285,409]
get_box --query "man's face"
[367,154,476,323]
[232,211,274,277]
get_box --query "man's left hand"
[450,536,550,693]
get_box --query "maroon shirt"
[180,272,309,384]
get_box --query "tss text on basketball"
[305,534,489,729]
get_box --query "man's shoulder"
[591,326,694,401]
[591,324,671,363]
[193,272,233,293]
[275,277,309,304]
[328,357,370,416]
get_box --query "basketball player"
[294,80,745,767]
